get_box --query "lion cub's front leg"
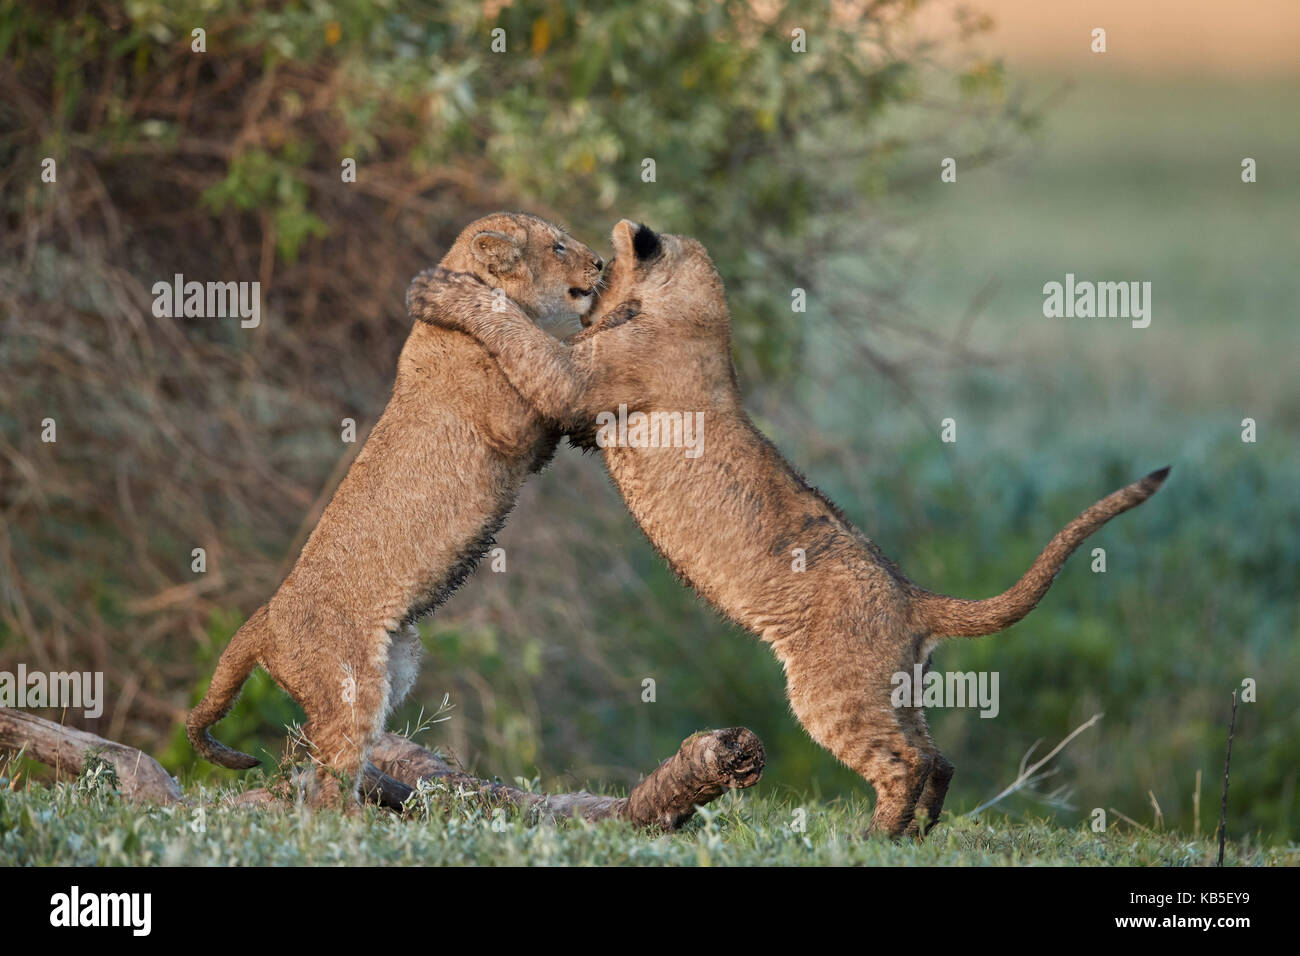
[407,268,645,432]
[407,269,591,426]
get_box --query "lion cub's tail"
[911,466,1170,638]
[186,606,266,770]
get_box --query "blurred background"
[1,1,1296,841]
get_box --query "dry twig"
[967,713,1103,817]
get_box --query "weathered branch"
[0,709,765,830]
[370,727,765,829]
[624,727,765,828]
[0,708,182,804]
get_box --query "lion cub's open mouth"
[568,286,597,320]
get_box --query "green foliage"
[2,0,1002,378]
[74,749,121,802]
[200,148,328,263]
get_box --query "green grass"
[2,777,1295,867]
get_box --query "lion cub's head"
[441,212,603,337]
[582,220,726,340]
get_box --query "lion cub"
[187,213,603,807]
[409,220,1168,837]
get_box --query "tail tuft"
[1146,465,1172,485]
[187,606,266,771]
[186,717,261,770]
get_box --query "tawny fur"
[409,220,1169,838]
[187,213,603,807]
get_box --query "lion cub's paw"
[406,267,483,328]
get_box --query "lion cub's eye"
[552,242,566,258]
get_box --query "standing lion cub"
[187,213,603,807]
[409,220,1168,838]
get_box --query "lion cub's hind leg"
[911,753,955,836]
[273,628,395,811]
[809,701,934,838]
[786,673,933,838]
[784,620,937,838]
[898,706,954,838]
[857,721,935,838]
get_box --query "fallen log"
[0,708,182,804]
[0,708,765,830]
[370,726,765,828]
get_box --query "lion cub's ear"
[470,230,524,275]
[611,219,662,264]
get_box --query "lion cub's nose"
[593,256,604,272]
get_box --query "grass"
[2,775,1295,867]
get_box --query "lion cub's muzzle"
[568,255,604,316]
